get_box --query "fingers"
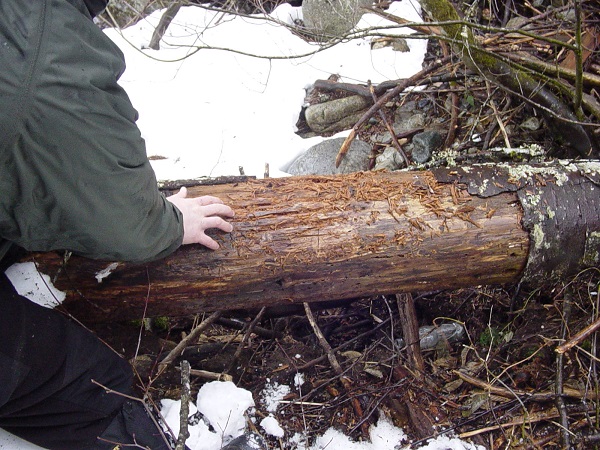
[197,234,220,251]
[201,216,234,233]
[166,191,235,249]
[171,189,223,206]
[183,216,232,249]
[197,203,235,219]
[196,195,225,206]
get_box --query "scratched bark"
[26,171,531,322]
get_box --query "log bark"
[24,163,600,322]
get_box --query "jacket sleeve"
[0,0,183,262]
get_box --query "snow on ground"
[1,2,484,449]
[106,0,426,180]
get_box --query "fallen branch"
[455,369,598,401]
[189,368,232,382]
[396,293,425,372]
[175,360,191,450]
[159,311,222,368]
[418,0,598,157]
[556,312,600,354]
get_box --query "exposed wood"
[24,164,600,323]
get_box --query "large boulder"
[302,0,373,42]
[305,95,371,134]
[287,137,372,175]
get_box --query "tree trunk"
[25,163,600,322]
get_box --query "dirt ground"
[90,272,600,449]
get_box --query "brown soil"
[91,271,600,449]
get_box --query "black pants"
[0,272,132,449]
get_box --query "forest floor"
[90,268,600,449]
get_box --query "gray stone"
[287,137,372,175]
[394,112,425,130]
[374,147,404,171]
[305,95,371,134]
[372,114,425,145]
[520,116,541,131]
[370,38,409,52]
[392,38,410,52]
[411,130,443,164]
[372,124,404,145]
[302,0,372,42]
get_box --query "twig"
[134,268,152,359]
[557,310,600,354]
[189,368,233,381]
[160,311,222,368]
[364,6,442,36]
[295,318,390,371]
[226,306,267,373]
[303,302,370,437]
[455,370,598,401]
[573,0,584,115]
[524,415,598,449]
[148,1,182,50]
[444,86,459,149]
[489,96,511,149]
[502,51,600,89]
[368,83,408,165]
[312,69,472,97]
[459,407,562,438]
[556,292,572,450]
[217,317,277,339]
[91,380,173,448]
[175,360,191,450]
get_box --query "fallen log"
[24,161,600,322]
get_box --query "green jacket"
[0,0,183,262]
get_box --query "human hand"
[166,187,235,250]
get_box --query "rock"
[305,95,372,134]
[370,37,410,52]
[372,124,404,145]
[411,130,443,164]
[287,137,372,175]
[395,112,425,129]
[302,0,373,42]
[392,38,410,52]
[372,114,425,145]
[374,147,404,171]
[520,116,542,131]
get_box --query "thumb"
[172,186,188,199]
